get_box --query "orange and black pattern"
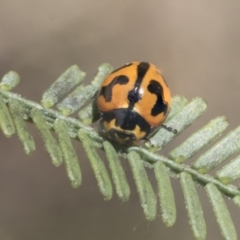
[97,61,171,145]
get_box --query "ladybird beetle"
[97,61,171,145]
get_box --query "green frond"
[193,126,240,173]
[216,154,240,184]
[41,65,86,108]
[169,116,228,163]
[30,108,63,167]
[0,95,15,137]
[54,119,82,187]
[180,172,206,240]
[206,183,237,240]
[127,151,157,221]
[78,129,113,200]
[154,161,176,227]
[103,141,130,202]
[8,98,35,154]
[0,71,20,91]
[1,63,240,240]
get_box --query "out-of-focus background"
[1,1,240,239]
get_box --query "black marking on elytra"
[127,62,150,109]
[102,108,151,133]
[147,79,168,116]
[111,62,133,74]
[99,75,129,102]
[127,86,141,106]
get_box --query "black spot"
[128,87,141,104]
[147,80,168,116]
[127,62,150,109]
[102,108,151,132]
[137,62,150,81]
[99,75,129,102]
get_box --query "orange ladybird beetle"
[97,61,171,145]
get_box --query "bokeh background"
[1,1,240,239]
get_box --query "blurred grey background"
[1,0,240,239]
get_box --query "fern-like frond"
[0,64,240,240]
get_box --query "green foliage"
[78,129,113,200]
[127,151,157,221]
[206,183,237,240]
[154,161,176,227]
[103,141,130,202]
[0,63,240,240]
[180,172,206,240]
